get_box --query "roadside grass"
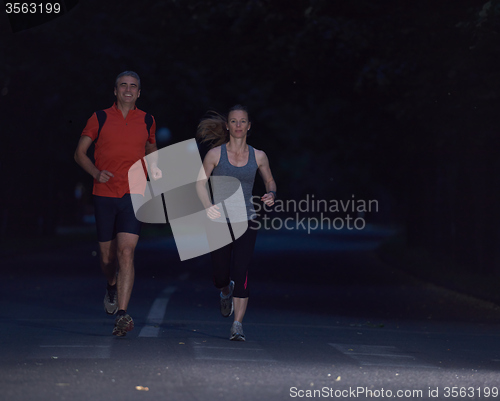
[377,233,500,307]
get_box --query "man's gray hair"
[115,71,141,89]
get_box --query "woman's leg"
[211,242,234,317]
[211,242,232,291]
[233,297,249,322]
[231,220,258,323]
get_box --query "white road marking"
[138,326,160,337]
[30,343,112,359]
[139,285,176,337]
[191,339,276,362]
[329,343,437,368]
[146,298,171,324]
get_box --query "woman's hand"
[206,204,222,220]
[261,192,275,207]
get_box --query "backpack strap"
[94,110,107,144]
[94,110,152,143]
[145,113,153,140]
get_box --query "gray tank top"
[212,143,258,220]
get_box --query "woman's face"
[227,110,251,139]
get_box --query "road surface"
[1,226,499,400]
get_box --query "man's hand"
[95,170,114,183]
[150,165,162,181]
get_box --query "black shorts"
[93,194,141,242]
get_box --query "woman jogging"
[196,105,276,341]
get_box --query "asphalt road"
[1,226,500,401]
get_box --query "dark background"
[2,0,500,279]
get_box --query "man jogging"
[74,71,161,336]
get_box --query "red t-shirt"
[81,103,156,198]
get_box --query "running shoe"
[104,287,118,315]
[112,313,134,337]
[220,280,234,317]
[230,321,245,341]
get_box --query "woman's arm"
[196,147,222,219]
[256,149,276,207]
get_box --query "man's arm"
[145,141,162,180]
[74,136,114,183]
[145,141,158,156]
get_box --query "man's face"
[114,76,140,106]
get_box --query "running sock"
[117,309,127,316]
[107,283,117,291]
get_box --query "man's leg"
[98,239,118,285]
[115,232,139,312]
[99,239,119,315]
[111,232,139,337]
[111,194,141,336]
[94,195,120,315]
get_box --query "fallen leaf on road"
[135,386,149,391]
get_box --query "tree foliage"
[1,0,499,275]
